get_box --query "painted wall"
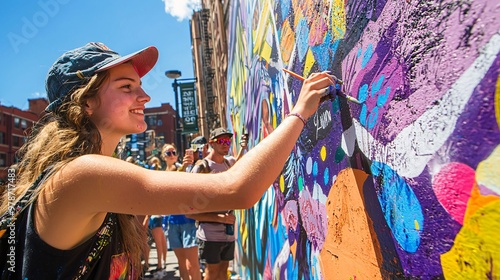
[225,0,500,279]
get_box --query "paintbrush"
[282,69,361,104]
[283,68,344,84]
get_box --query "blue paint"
[361,44,373,69]
[377,86,391,107]
[280,0,291,22]
[370,161,424,253]
[324,167,330,186]
[358,83,369,103]
[287,253,299,280]
[360,103,368,127]
[357,47,362,58]
[310,30,332,70]
[312,160,318,178]
[296,18,310,62]
[330,39,340,62]
[368,106,379,129]
[371,75,385,97]
[331,96,340,113]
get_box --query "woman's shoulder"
[66,154,142,173]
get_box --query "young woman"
[0,42,335,279]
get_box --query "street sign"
[179,82,199,133]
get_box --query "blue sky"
[1,0,201,110]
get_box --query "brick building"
[0,98,48,179]
[121,102,177,162]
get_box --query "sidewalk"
[144,243,241,280]
[143,244,180,280]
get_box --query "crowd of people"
[128,128,248,279]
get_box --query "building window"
[147,115,157,127]
[12,136,22,147]
[0,153,6,167]
[0,132,4,144]
[14,117,20,128]
[21,119,27,129]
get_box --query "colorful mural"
[226,0,500,279]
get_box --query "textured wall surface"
[225,0,500,279]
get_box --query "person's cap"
[191,136,207,145]
[45,42,159,112]
[210,128,233,140]
[191,136,207,151]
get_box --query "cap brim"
[97,46,158,77]
[211,133,233,140]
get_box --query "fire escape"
[200,9,218,131]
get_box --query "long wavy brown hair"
[0,71,147,277]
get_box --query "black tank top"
[2,203,135,279]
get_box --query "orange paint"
[320,168,383,279]
[279,19,295,66]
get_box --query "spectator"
[187,128,240,280]
[148,156,162,170]
[190,136,208,161]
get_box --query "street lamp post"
[165,70,182,152]
[165,70,198,153]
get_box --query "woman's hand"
[292,71,336,120]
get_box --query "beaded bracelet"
[287,112,307,126]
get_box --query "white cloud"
[162,0,201,21]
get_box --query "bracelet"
[287,112,307,126]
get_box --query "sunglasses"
[164,151,177,157]
[213,138,231,145]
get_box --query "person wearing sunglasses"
[186,127,241,280]
[162,143,182,171]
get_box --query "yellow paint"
[280,174,285,192]
[252,2,273,61]
[414,220,420,231]
[303,49,316,78]
[270,92,277,129]
[441,201,500,279]
[464,183,500,222]
[495,74,500,129]
[476,145,500,194]
[240,211,249,251]
[331,0,346,40]
[290,240,297,262]
[320,146,327,161]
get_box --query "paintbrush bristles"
[283,68,360,104]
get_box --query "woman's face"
[87,63,151,138]
[162,145,178,165]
